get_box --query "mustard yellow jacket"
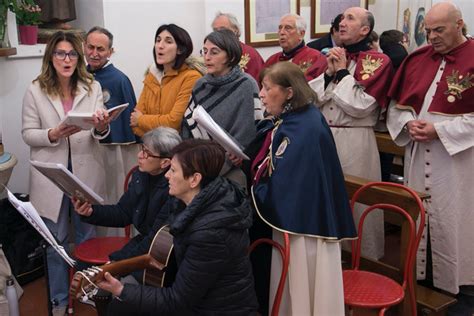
[132,62,202,137]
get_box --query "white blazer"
[22,80,108,222]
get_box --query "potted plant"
[8,0,41,45]
[0,0,11,48]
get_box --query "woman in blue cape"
[251,62,356,315]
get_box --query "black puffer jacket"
[119,177,258,315]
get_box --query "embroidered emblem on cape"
[102,89,111,104]
[360,55,383,80]
[298,60,313,74]
[444,70,473,103]
[240,53,250,70]
[275,137,290,157]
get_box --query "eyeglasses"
[140,144,167,159]
[53,50,79,60]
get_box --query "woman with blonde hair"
[22,31,110,316]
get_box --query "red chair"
[343,182,426,316]
[68,165,138,314]
[248,232,290,316]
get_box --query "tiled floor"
[19,276,96,316]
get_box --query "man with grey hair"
[264,13,327,81]
[85,26,139,204]
[309,7,392,261]
[212,12,264,82]
[387,3,473,313]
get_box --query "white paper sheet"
[192,105,250,160]
[6,189,76,267]
[59,103,129,130]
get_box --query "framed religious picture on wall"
[310,0,367,38]
[397,0,432,52]
[245,0,300,47]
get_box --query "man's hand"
[327,47,347,73]
[130,109,143,127]
[97,272,124,297]
[406,119,438,142]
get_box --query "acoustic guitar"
[70,225,176,302]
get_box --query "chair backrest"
[123,165,139,238]
[350,181,426,316]
[248,233,290,316]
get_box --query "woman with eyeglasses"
[21,31,110,315]
[181,29,263,187]
[72,127,180,280]
[97,139,258,316]
[130,24,204,137]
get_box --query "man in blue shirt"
[85,26,139,203]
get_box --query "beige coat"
[22,80,107,222]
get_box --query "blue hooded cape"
[251,105,356,240]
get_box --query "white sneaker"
[52,306,67,316]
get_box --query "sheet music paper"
[6,189,76,267]
[59,103,129,130]
[192,105,250,160]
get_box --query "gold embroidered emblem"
[275,137,290,157]
[298,60,313,74]
[360,55,383,80]
[444,70,473,103]
[239,53,250,71]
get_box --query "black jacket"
[81,169,170,261]
[119,177,258,315]
[307,33,333,52]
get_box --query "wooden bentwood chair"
[343,182,426,316]
[67,165,138,315]
[248,232,290,316]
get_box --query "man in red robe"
[264,14,327,81]
[309,7,393,260]
[387,3,474,313]
[212,12,264,83]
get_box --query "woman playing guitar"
[97,139,258,315]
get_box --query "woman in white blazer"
[21,31,110,316]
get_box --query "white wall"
[103,0,206,97]
[0,57,42,193]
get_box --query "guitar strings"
[76,271,100,300]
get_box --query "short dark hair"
[171,139,225,188]
[364,11,375,36]
[204,29,242,68]
[154,24,193,71]
[260,62,317,111]
[380,29,404,47]
[87,26,114,48]
[367,30,379,44]
[330,14,343,34]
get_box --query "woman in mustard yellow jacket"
[131,24,204,137]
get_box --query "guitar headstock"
[70,266,105,301]
[69,254,164,301]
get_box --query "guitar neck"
[101,254,165,277]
